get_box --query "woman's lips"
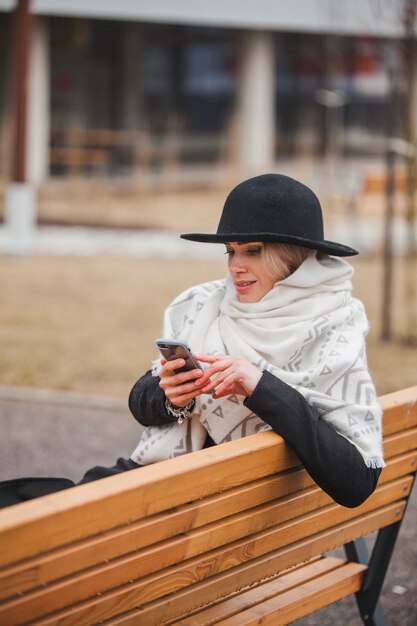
[235,280,256,293]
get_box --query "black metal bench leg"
[345,521,402,626]
[345,537,386,626]
[364,602,386,626]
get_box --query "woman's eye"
[224,247,261,257]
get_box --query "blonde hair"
[262,243,311,282]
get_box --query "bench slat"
[0,436,300,568]
[379,386,417,435]
[173,557,349,626]
[384,406,417,435]
[384,427,417,457]
[0,467,314,602]
[87,504,405,626]
[1,449,415,604]
[378,451,417,482]
[205,562,367,626]
[1,478,410,626]
[0,486,329,623]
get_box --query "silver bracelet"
[164,397,195,424]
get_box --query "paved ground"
[0,385,141,483]
[0,385,415,624]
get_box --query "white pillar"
[4,183,36,255]
[237,30,276,174]
[27,16,50,185]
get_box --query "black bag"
[0,477,75,509]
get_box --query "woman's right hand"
[158,359,205,408]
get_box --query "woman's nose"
[229,255,245,272]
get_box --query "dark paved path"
[0,385,141,482]
[0,386,415,624]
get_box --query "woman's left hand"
[195,354,262,399]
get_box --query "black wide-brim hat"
[181,173,358,257]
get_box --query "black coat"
[129,369,381,508]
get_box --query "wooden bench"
[0,386,416,626]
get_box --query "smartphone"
[156,339,202,375]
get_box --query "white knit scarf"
[131,252,384,469]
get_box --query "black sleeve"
[244,370,381,508]
[128,370,177,426]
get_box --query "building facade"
[0,0,413,187]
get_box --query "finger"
[212,375,243,399]
[162,358,186,373]
[175,369,204,385]
[195,354,224,363]
[200,372,227,393]
[200,360,235,384]
[193,370,213,387]
[161,359,203,379]
[160,367,203,386]
[160,378,202,399]
[160,368,204,389]
[211,372,236,396]
[211,387,229,399]
[202,360,233,379]
[219,372,251,398]
[182,367,222,388]
[162,377,204,397]
[168,389,201,407]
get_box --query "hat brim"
[180,232,358,257]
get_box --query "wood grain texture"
[0,434,299,568]
[0,467,314,602]
[88,505,405,626]
[166,557,351,626]
[1,449,414,606]
[7,493,407,626]
[205,562,367,626]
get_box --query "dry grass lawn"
[0,253,416,399]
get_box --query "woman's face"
[226,242,281,303]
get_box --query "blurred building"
[0,0,412,188]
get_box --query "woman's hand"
[158,358,205,408]
[195,354,262,399]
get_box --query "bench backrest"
[0,386,416,626]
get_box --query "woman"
[127,173,384,508]
[0,173,384,509]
